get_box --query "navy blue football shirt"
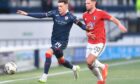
[28,9,86,48]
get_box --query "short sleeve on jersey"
[70,14,78,23]
[101,11,111,20]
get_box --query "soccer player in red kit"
[83,0,127,84]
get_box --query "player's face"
[85,0,96,11]
[58,3,68,15]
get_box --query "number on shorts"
[55,42,62,48]
[94,46,101,53]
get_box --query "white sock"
[72,65,76,71]
[41,73,48,79]
[92,67,103,81]
[94,60,105,70]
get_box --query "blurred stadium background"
[0,0,140,84]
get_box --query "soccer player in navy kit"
[17,0,89,83]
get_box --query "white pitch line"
[0,59,140,84]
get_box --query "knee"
[86,58,94,66]
[87,62,97,70]
[86,54,97,69]
[58,57,65,64]
[86,59,95,70]
[45,49,53,58]
[52,47,63,59]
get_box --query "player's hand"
[86,26,93,31]
[119,24,127,33]
[86,23,94,31]
[17,10,28,16]
[87,32,95,40]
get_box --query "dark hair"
[58,0,69,4]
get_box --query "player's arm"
[75,20,95,39]
[71,15,91,31]
[74,19,92,31]
[17,10,47,18]
[75,20,87,30]
[110,16,127,33]
[102,10,127,33]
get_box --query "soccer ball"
[4,62,17,74]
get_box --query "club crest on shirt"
[93,16,96,20]
[87,22,95,30]
[65,16,68,20]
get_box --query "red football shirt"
[83,9,111,44]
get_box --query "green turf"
[0,59,140,84]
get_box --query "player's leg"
[39,48,53,83]
[51,41,74,69]
[58,57,80,80]
[86,43,106,84]
[95,60,108,81]
[55,49,73,69]
[92,43,108,81]
[53,47,80,80]
[52,41,80,79]
[92,59,109,84]
[86,54,104,83]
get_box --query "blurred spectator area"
[0,0,139,47]
[0,0,42,13]
[0,0,136,13]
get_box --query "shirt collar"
[66,10,69,13]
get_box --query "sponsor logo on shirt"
[56,14,59,17]
[87,22,95,30]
